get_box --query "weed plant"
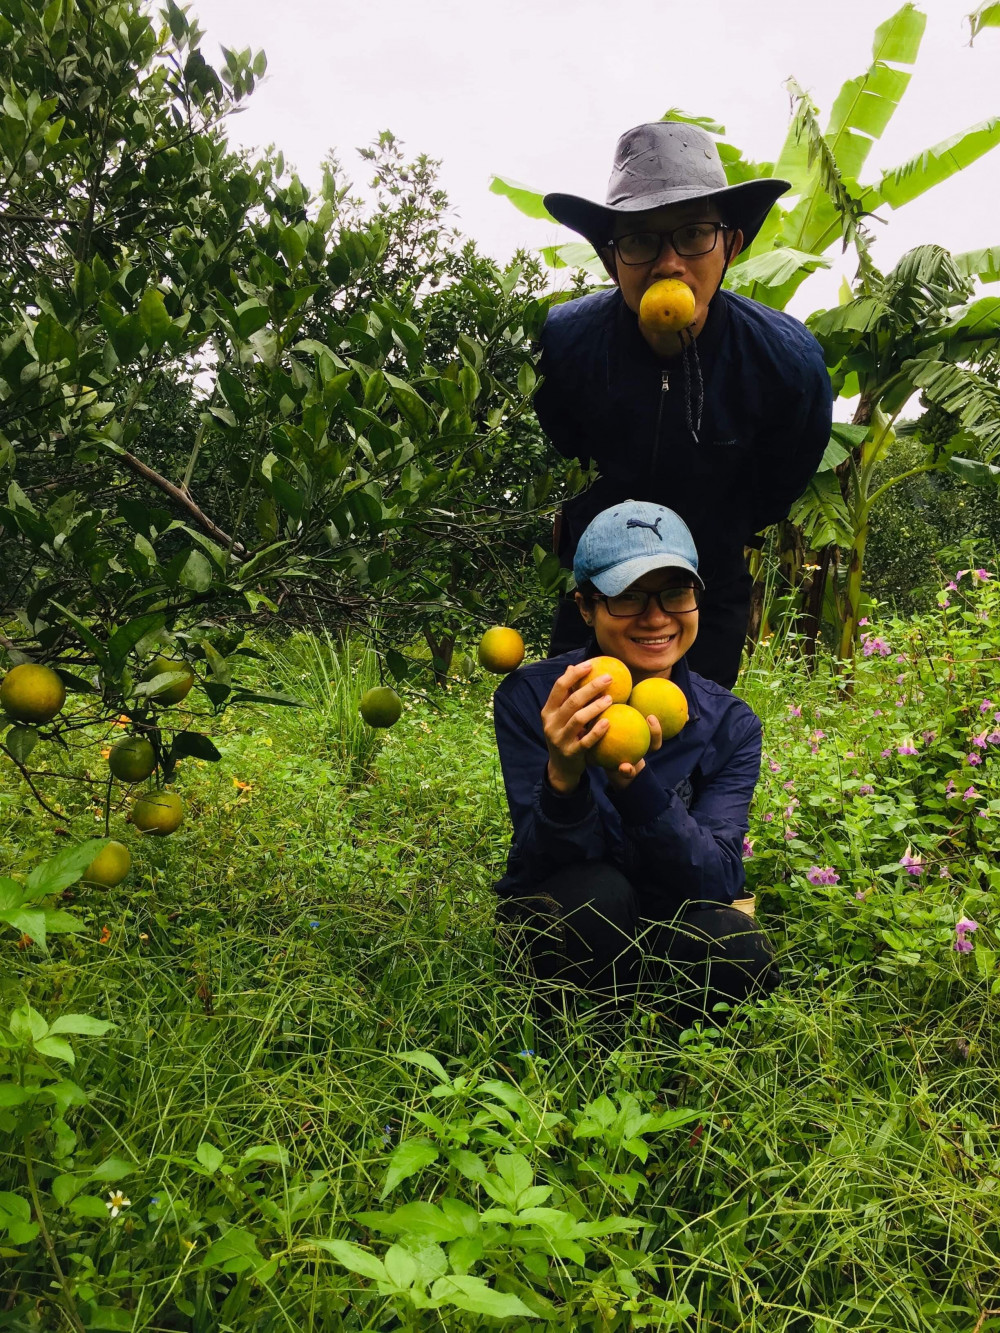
[1,576,999,1330]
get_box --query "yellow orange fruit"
[639,278,696,335]
[83,841,132,888]
[143,657,195,706]
[132,789,184,836]
[579,655,632,704]
[0,663,66,725]
[359,686,402,728]
[478,627,525,674]
[109,736,157,783]
[591,703,651,770]
[628,677,689,740]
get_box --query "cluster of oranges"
[1,657,197,890]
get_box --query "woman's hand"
[606,713,663,791]
[541,661,615,793]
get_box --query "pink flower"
[939,865,952,879]
[810,730,826,742]
[972,732,988,749]
[980,700,994,713]
[945,780,956,796]
[963,786,978,801]
[994,711,1000,724]
[873,709,882,717]
[897,745,916,755]
[975,568,991,582]
[789,705,802,718]
[967,753,982,766]
[954,917,980,952]
[784,829,796,841]
[899,849,924,876]
[955,937,974,954]
[859,784,875,796]
[858,617,869,626]
[978,810,990,819]
[881,749,892,758]
[845,751,855,758]
[768,759,781,772]
[806,866,839,886]
[861,635,891,658]
[946,581,958,592]
[783,780,795,790]
[764,812,773,822]
[922,731,936,745]
[896,674,905,685]
[940,597,951,608]
[956,916,979,934]
[895,700,905,708]
[988,732,1000,745]
[957,569,968,579]
[855,888,868,901]
[742,835,754,859]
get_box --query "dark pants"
[496,861,779,1044]
[547,577,752,689]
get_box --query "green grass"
[2,596,1000,1330]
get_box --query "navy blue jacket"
[536,288,833,592]
[493,642,762,911]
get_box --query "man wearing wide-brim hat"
[536,120,833,688]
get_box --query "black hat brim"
[543,178,791,251]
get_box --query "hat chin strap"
[710,229,740,304]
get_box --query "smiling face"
[575,567,699,681]
[598,201,742,355]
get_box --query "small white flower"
[106,1190,131,1218]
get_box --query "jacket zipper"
[647,370,670,485]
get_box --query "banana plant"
[798,244,1000,659]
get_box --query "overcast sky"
[190,0,998,321]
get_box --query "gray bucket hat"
[544,121,790,249]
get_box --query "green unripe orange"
[0,663,66,725]
[83,841,132,888]
[359,686,403,728]
[132,789,184,836]
[108,736,157,783]
[143,657,195,706]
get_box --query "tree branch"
[115,448,246,557]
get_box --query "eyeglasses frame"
[610,222,733,266]
[592,588,701,618]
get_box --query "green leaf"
[107,613,166,676]
[0,1084,30,1107]
[48,600,108,666]
[137,289,171,347]
[69,1193,109,1218]
[33,314,76,365]
[381,1138,438,1199]
[429,1274,536,1318]
[34,1036,75,1065]
[88,1156,135,1182]
[48,1014,113,1038]
[197,1142,225,1173]
[51,1174,84,1205]
[488,175,554,222]
[9,1004,48,1043]
[397,1050,449,1082]
[969,3,1000,41]
[237,1144,289,1168]
[954,245,1000,284]
[278,225,307,267]
[0,909,46,946]
[789,470,853,548]
[538,242,608,277]
[177,548,213,593]
[945,454,1000,487]
[26,840,110,898]
[879,117,1000,209]
[170,731,221,762]
[201,1225,264,1273]
[233,300,270,340]
[4,724,38,764]
[311,1237,386,1281]
[228,688,301,708]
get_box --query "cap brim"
[591,555,704,597]
[544,178,790,250]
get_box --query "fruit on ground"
[359,686,403,728]
[143,657,195,706]
[132,789,184,835]
[591,703,651,770]
[639,278,696,334]
[478,627,525,674]
[628,677,689,739]
[83,841,132,888]
[0,663,66,724]
[109,736,157,783]
[580,655,632,704]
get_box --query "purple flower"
[858,617,869,626]
[845,750,855,758]
[789,705,802,718]
[994,711,1000,724]
[861,635,891,658]
[963,786,978,801]
[783,780,795,790]
[806,866,839,886]
[954,937,974,954]
[975,568,991,581]
[859,783,875,796]
[873,709,883,717]
[810,730,826,742]
[855,888,868,901]
[764,812,774,822]
[981,700,994,714]
[945,779,956,796]
[957,569,968,579]
[784,829,796,841]
[956,916,979,934]
[899,848,924,875]
[954,917,980,953]
[978,809,990,819]
[881,748,892,758]
[922,731,936,745]
[967,753,982,766]
[742,836,754,859]
[939,865,952,879]
[972,731,988,749]
[769,759,781,773]
[897,745,917,755]
[896,674,905,685]
[946,581,958,591]
[940,597,951,608]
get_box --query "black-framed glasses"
[611,223,731,266]
[594,587,701,618]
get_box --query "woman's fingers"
[646,715,663,751]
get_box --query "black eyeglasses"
[611,223,731,266]
[593,587,700,618]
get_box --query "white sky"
[190,0,998,322]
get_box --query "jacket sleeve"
[750,337,833,531]
[606,712,762,909]
[533,314,597,466]
[493,680,609,883]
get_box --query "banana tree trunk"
[837,516,868,661]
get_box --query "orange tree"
[0,0,576,818]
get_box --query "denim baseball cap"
[573,500,703,595]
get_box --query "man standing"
[536,121,833,688]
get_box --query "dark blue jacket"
[492,642,762,911]
[536,288,833,591]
